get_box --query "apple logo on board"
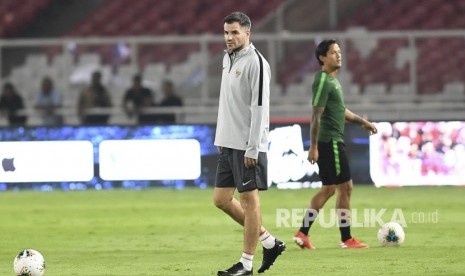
[2,158,16,172]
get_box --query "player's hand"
[217,146,223,153]
[244,157,257,168]
[363,121,378,135]
[308,147,319,164]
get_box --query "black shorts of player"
[317,140,351,185]
[215,147,268,193]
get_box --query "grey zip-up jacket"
[214,43,270,159]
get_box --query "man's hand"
[307,146,319,164]
[244,157,257,168]
[362,121,378,135]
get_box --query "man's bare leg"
[213,187,266,233]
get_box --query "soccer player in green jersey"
[293,39,378,249]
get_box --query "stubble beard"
[231,43,244,53]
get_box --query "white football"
[377,221,405,246]
[13,249,46,276]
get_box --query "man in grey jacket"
[214,12,285,276]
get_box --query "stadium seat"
[0,0,52,37]
[333,0,465,97]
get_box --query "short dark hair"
[3,82,14,92]
[133,73,142,82]
[315,39,338,66]
[224,12,251,30]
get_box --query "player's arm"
[308,106,324,164]
[345,108,378,135]
[245,55,270,167]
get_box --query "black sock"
[299,209,317,235]
[339,219,351,242]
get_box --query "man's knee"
[213,196,227,210]
[239,190,260,211]
[213,188,234,210]
[320,185,337,198]
[337,181,353,195]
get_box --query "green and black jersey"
[312,71,346,143]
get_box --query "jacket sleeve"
[245,52,270,159]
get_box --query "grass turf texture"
[1,186,464,275]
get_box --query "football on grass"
[13,249,45,276]
[377,221,405,247]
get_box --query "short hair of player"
[224,12,251,30]
[315,39,338,66]
[133,73,142,83]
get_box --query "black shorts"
[215,147,268,193]
[317,140,351,185]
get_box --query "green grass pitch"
[1,185,464,275]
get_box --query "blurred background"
[0,0,464,190]
[0,0,463,126]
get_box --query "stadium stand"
[65,0,285,66]
[0,0,52,37]
[276,0,465,96]
[0,0,464,126]
[339,0,465,95]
